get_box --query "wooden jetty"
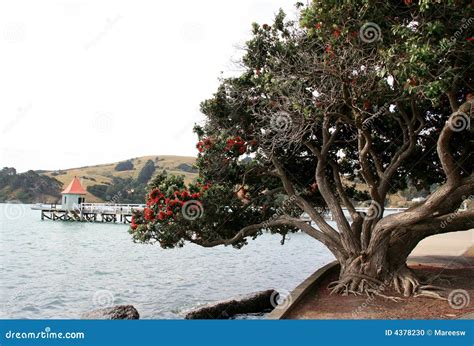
[31,176,145,224]
[31,203,145,224]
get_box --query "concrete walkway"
[410,230,473,257]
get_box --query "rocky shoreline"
[80,290,278,320]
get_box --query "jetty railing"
[32,202,146,223]
[79,203,145,215]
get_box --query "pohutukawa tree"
[131,0,473,298]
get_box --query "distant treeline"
[0,167,62,203]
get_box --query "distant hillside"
[0,155,197,204]
[43,155,197,203]
[0,168,62,203]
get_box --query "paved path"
[410,230,473,257]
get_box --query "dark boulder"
[185,289,277,319]
[81,305,139,320]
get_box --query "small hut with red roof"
[61,176,87,210]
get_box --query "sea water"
[0,203,334,318]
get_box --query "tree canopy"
[130,0,473,297]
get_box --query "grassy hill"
[42,155,197,203]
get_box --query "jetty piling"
[32,202,145,224]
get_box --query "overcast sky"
[0,0,297,172]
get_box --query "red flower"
[467,37,474,42]
[225,136,247,155]
[196,138,213,153]
[363,100,371,111]
[149,188,162,200]
[181,190,189,199]
[130,216,138,230]
[315,22,322,30]
[333,29,341,38]
[197,141,204,153]
[144,208,154,221]
[158,211,166,221]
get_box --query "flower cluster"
[130,215,139,230]
[130,183,210,231]
[225,136,247,155]
[197,138,213,153]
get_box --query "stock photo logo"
[448,289,470,310]
[448,111,471,132]
[3,22,26,43]
[270,111,293,133]
[181,200,204,220]
[359,22,381,43]
[360,200,383,221]
[92,290,115,308]
[93,113,115,133]
[0,200,27,221]
[270,289,293,310]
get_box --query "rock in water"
[185,289,277,319]
[81,305,139,319]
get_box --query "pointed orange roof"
[62,176,87,195]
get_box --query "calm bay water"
[0,203,334,319]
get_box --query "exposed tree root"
[391,266,447,299]
[328,265,448,301]
[328,274,382,297]
[365,289,403,302]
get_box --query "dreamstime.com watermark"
[440,17,473,50]
[262,195,297,229]
[362,103,391,130]
[352,274,394,317]
[440,195,472,229]
[4,326,85,340]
